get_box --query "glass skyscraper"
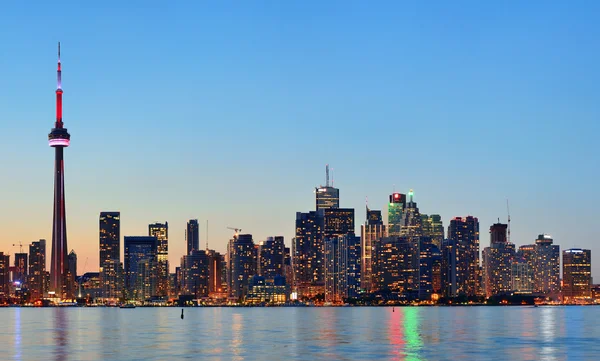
[562,248,591,303]
[149,222,169,297]
[99,212,121,299]
[446,216,480,297]
[186,219,200,255]
[388,192,406,238]
[124,236,158,301]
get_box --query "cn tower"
[48,42,71,298]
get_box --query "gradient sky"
[1,1,599,277]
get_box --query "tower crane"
[227,227,242,236]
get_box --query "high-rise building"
[320,208,354,239]
[284,247,293,291]
[422,214,444,249]
[180,250,210,298]
[446,216,480,297]
[373,237,417,294]
[293,211,323,297]
[186,219,200,255]
[482,223,515,298]
[361,206,386,293]
[13,253,28,286]
[324,234,361,303]
[149,222,169,297]
[227,234,256,301]
[418,238,439,300]
[258,237,285,280]
[99,212,121,299]
[48,43,71,298]
[207,250,226,297]
[28,240,46,300]
[67,250,77,298]
[315,165,339,210]
[563,248,592,303]
[400,190,423,238]
[0,253,10,299]
[511,257,534,293]
[534,234,560,295]
[124,236,158,301]
[388,192,406,237]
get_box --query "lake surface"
[1,306,599,360]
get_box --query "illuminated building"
[446,216,480,297]
[400,190,422,238]
[0,253,9,299]
[315,164,339,210]
[180,250,209,298]
[28,240,46,300]
[124,236,158,300]
[421,214,444,249]
[149,222,169,297]
[482,223,515,297]
[284,247,293,291]
[48,43,71,298]
[206,250,226,298]
[388,193,406,237]
[227,234,256,301]
[258,236,285,280]
[534,234,560,295]
[373,237,417,294]
[99,212,121,299]
[78,272,101,298]
[246,275,288,304]
[511,257,534,293]
[324,234,361,303]
[293,211,323,297]
[67,250,77,298]
[562,248,591,303]
[431,245,442,294]
[418,239,438,300]
[13,253,28,286]
[361,206,386,293]
[186,219,200,255]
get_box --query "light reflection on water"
[1,306,600,360]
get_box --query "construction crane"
[12,241,24,253]
[227,227,242,236]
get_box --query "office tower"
[441,238,458,297]
[284,247,293,290]
[511,257,534,293]
[48,43,71,298]
[418,238,438,300]
[361,206,386,293]
[320,208,355,239]
[422,214,444,248]
[149,222,169,297]
[28,240,46,300]
[388,192,406,237]
[124,236,158,301]
[99,212,121,299]
[186,219,200,255]
[207,250,226,297]
[180,250,209,298]
[67,250,77,298]
[258,236,285,280]
[400,190,423,237]
[227,234,256,300]
[482,223,515,297]
[563,248,592,303]
[431,245,442,294]
[324,234,361,303]
[315,164,339,210]
[446,216,480,297]
[13,253,28,286]
[293,211,323,297]
[0,253,9,298]
[373,237,416,294]
[534,234,560,295]
[246,274,288,304]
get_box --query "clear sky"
[1,1,599,277]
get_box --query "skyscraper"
[361,206,386,293]
[373,237,416,293]
[315,165,339,210]
[511,257,534,293]
[207,249,226,297]
[0,253,9,299]
[48,43,71,298]
[562,248,592,303]
[400,190,423,237]
[28,240,46,300]
[258,237,285,280]
[13,253,28,286]
[324,234,361,303]
[124,236,158,300]
[293,211,323,297]
[227,234,256,301]
[149,222,169,297]
[67,250,77,298]
[99,212,121,299]
[421,214,444,248]
[388,192,406,237]
[534,234,560,295]
[482,223,515,298]
[180,250,209,298]
[446,216,480,297]
[186,219,200,255]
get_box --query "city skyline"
[1,2,599,278]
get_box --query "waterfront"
[1,306,599,360]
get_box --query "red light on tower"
[394,193,399,199]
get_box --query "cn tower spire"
[56,42,63,128]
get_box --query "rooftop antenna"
[331,167,334,187]
[507,199,511,244]
[206,220,209,250]
[325,164,329,187]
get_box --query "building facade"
[99,212,121,299]
[186,219,200,255]
[562,248,591,303]
[124,236,158,301]
[324,234,361,303]
[149,222,169,297]
[180,250,210,298]
[227,234,256,301]
[361,207,386,293]
[28,240,46,300]
[446,216,480,297]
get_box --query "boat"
[119,304,136,309]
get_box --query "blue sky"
[1,1,599,276]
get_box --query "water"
[1,306,599,360]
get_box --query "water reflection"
[231,312,243,361]
[14,308,21,361]
[53,309,69,361]
[403,308,423,361]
